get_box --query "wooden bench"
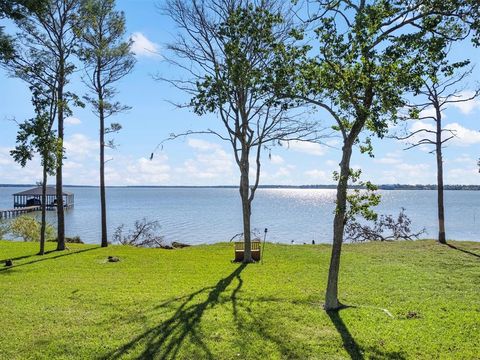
[234,240,261,262]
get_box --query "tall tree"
[396,60,479,244]
[163,0,320,262]
[77,0,135,248]
[286,0,475,310]
[13,0,82,251]
[2,0,81,253]
[10,83,58,255]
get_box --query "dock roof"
[13,186,73,196]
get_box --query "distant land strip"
[1,184,480,190]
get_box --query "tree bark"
[239,148,253,263]
[99,114,108,247]
[39,164,48,255]
[435,105,446,244]
[98,67,108,247]
[56,57,65,251]
[325,143,353,310]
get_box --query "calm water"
[0,186,478,244]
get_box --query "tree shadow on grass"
[327,308,364,359]
[101,265,406,359]
[101,263,247,360]
[447,244,480,259]
[0,249,61,264]
[0,247,100,273]
[327,307,406,360]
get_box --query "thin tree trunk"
[100,118,108,247]
[56,59,65,251]
[436,106,446,244]
[98,70,108,247]
[325,144,353,310]
[39,164,48,255]
[239,149,253,263]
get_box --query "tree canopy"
[0,0,48,60]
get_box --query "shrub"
[0,219,9,239]
[9,216,55,242]
[47,236,83,244]
[66,236,83,244]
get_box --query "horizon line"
[1,183,480,189]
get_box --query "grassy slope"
[0,240,479,360]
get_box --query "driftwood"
[113,219,164,248]
[345,208,425,242]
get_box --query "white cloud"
[395,163,430,173]
[261,164,296,183]
[419,106,446,120]
[445,123,480,146]
[379,162,433,184]
[187,138,220,151]
[445,166,480,184]
[269,154,284,165]
[405,121,480,148]
[285,140,326,156]
[375,157,402,165]
[325,139,341,147]
[130,32,160,58]
[448,90,480,115]
[65,117,81,126]
[274,166,293,177]
[63,153,172,186]
[64,133,98,158]
[450,154,475,164]
[374,152,403,165]
[0,147,12,166]
[0,134,237,186]
[0,147,43,184]
[409,120,435,133]
[177,139,234,181]
[63,161,83,170]
[124,155,171,185]
[304,169,330,182]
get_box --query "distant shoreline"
[1,184,480,190]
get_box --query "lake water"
[0,186,478,244]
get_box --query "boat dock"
[0,206,41,219]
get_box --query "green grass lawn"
[0,240,479,359]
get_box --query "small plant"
[113,218,164,248]
[9,216,56,242]
[345,208,425,242]
[0,219,9,239]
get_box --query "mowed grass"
[0,240,479,360]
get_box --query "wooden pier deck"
[0,206,41,219]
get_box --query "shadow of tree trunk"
[0,247,100,273]
[327,309,364,360]
[447,244,480,259]
[101,263,247,360]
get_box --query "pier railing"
[0,206,41,219]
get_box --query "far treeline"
[258,184,480,191]
[1,0,479,311]
[2,184,480,190]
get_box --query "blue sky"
[0,0,479,186]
